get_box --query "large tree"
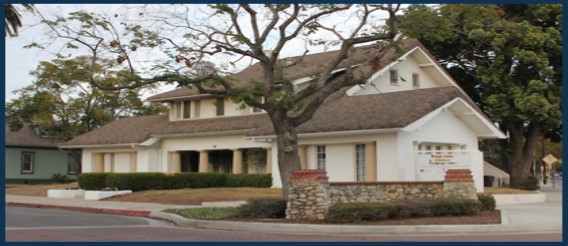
[6,56,167,142]
[30,4,401,197]
[398,4,562,188]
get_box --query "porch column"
[299,145,308,170]
[93,153,104,172]
[171,151,181,173]
[232,149,243,174]
[265,148,272,174]
[198,150,209,172]
[103,153,113,172]
[365,142,377,182]
[130,152,137,172]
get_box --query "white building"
[61,39,506,192]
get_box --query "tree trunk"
[273,119,302,199]
[509,123,539,189]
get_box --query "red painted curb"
[6,202,151,217]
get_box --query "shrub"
[106,173,169,191]
[431,198,480,216]
[78,173,111,190]
[226,174,272,188]
[326,198,481,223]
[327,202,394,223]
[523,176,540,191]
[238,198,287,219]
[478,194,496,211]
[51,173,69,184]
[170,172,228,189]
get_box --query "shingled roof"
[5,124,58,148]
[147,39,424,102]
[61,86,475,147]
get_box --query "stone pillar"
[365,142,377,181]
[130,152,137,172]
[286,169,330,220]
[93,153,104,172]
[198,150,209,173]
[232,149,243,174]
[265,148,272,174]
[299,145,308,170]
[171,151,181,173]
[103,153,113,172]
[443,169,477,200]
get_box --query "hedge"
[78,172,272,191]
[238,198,287,219]
[77,173,111,190]
[326,198,481,223]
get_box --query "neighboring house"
[5,124,77,184]
[60,39,506,192]
[484,161,510,187]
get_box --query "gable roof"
[147,39,425,102]
[5,124,58,148]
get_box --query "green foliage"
[51,173,70,184]
[105,173,169,191]
[226,174,272,188]
[237,198,287,219]
[164,207,239,220]
[478,194,497,211]
[522,176,540,191]
[78,173,111,190]
[326,198,480,223]
[430,198,481,216]
[170,173,228,189]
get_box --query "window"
[193,100,201,118]
[21,152,34,174]
[175,102,182,119]
[356,144,366,181]
[389,70,398,84]
[67,152,81,175]
[435,145,442,154]
[317,146,326,171]
[216,98,225,116]
[183,101,192,119]
[412,73,420,88]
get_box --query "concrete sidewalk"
[5,188,562,235]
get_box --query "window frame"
[412,73,420,88]
[389,69,399,85]
[183,101,192,119]
[216,97,225,116]
[317,145,326,171]
[21,152,34,174]
[355,144,366,182]
[193,100,201,118]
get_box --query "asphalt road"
[5,207,561,242]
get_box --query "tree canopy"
[6,56,167,142]
[399,4,562,188]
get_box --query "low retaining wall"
[286,169,478,220]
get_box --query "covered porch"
[169,148,273,174]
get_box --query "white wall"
[356,55,440,95]
[113,153,131,173]
[376,133,399,181]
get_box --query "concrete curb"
[148,211,562,235]
[7,202,562,235]
[6,202,152,217]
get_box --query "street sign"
[543,154,558,165]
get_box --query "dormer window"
[173,101,191,120]
[412,73,420,88]
[216,98,225,116]
[193,100,201,118]
[389,69,399,85]
[183,101,191,119]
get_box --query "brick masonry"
[286,169,478,220]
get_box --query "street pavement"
[5,187,563,236]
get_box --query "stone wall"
[286,169,478,220]
[285,170,329,220]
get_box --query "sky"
[5,4,393,102]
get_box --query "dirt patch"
[5,183,79,197]
[483,187,538,195]
[227,211,501,225]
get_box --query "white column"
[265,148,272,174]
[171,151,181,173]
[199,150,209,173]
[232,149,243,174]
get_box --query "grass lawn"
[6,182,282,205]
[164,207,239,220]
